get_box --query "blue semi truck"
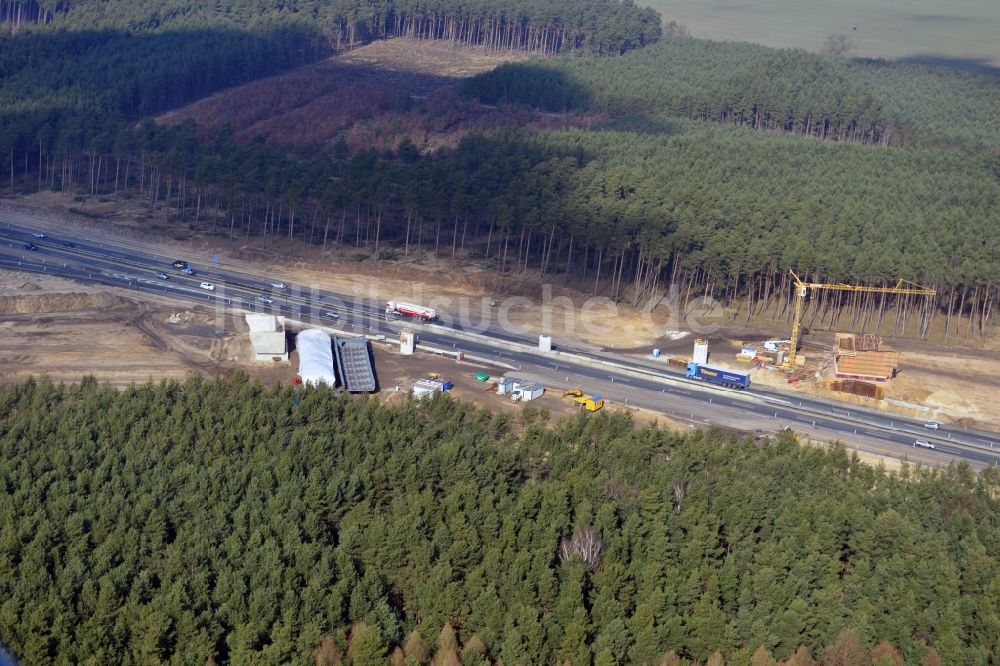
[686,362,751,389]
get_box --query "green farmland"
[651,0,1000,68]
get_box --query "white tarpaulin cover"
[297,329,336,386]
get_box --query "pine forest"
[1,377,997,664]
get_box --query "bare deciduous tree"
[663,20,690,39]
[870,641,904,666]
[822,628,867,666]
[824,34,855,56]
[559,527,603,571]
[673,479,691,514]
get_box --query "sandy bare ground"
[0,273,224,386]
[888,352,1000,426]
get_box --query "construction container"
[400,328,415,355]
[496,377,516,395]
[693,339,709,364]
[513,382,545,401]
[412,379,442,398]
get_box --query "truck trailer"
[386,300,437,321]
[686,362,750,389]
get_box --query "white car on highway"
[913,439,935,449]
[271,281,286,289]
[31,232,46,238]
[199,282,216,291]
[924,421,940,430]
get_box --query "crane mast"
[784,271,936,368]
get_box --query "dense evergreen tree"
[462,38,1000,150]
[48,119,995,341]
[1,376,998,664]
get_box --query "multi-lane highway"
[2,213,999,469]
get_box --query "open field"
[653,0,1000,69]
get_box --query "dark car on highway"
[23,243,38,251]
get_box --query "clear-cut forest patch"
[158,39,597,153]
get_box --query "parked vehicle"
[258,295,273,304]
[154,272,169,280]
[573,395,605,412]
[199,282,215,291]
[386,300,437,321]
[924,421,940,430]
[913,439,935,449]
[686,362,751,389]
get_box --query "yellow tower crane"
[784,270,936,368]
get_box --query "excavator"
[563,389,604,412]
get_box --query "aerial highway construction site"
[1,201,998,471]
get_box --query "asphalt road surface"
[2,214,998,469]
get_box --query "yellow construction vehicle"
[785,270,936,368]
[562,388,584,398]
[572,395,605,412]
